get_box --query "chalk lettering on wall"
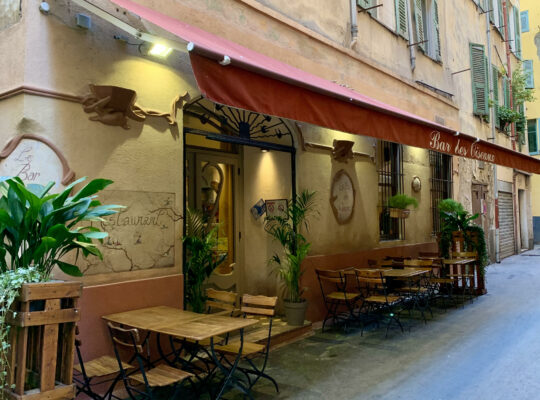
[77,190,182,275]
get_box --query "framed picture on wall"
[266,199,288,219]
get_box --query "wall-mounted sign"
[330,169,355,224]
[0,134,75,191]
[266,199,288,219]
[250,198,266,220]
[78,190,181,275]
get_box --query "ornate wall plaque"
[78,190,182,275]
[330,169,355,224]
[0,134,74,191]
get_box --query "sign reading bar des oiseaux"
[429,131,495,163]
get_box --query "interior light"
[149,43,173,58]
[261,149,269,153]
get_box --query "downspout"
[407,0,416,70]
[350,0,358,48]
[502,0,520,254]
[486,8,500,262]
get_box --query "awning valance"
[112,0,540,174]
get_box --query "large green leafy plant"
[0,177,122,394]
[265,190,317,303]
[438,199,488,275]
[183,208,226,313]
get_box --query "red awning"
[112,0,540,174]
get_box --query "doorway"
[185,149,242,293]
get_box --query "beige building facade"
[0,0,535,359]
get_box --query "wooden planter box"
[3,281,82,400]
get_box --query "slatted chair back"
[452,251,478,259]
[316,268,348,301]
[355,269,389,298]
[206,288,237,313]
[404,259,434,267]
[241,294,278,317]
[108,323,144,355]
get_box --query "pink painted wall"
[77,274,183,361]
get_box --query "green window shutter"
[498,0,505,39]
[470,43,489,116]
[524,60,534,89]
[432,0,441,61]
[395,0,408,38]
[528,120,538,153]
[489,0,495,24]
[493,65,500,128]
[521,11,530,33]
[514,7,521,58]
[414,0,426,51]
[503,76,510,108]
[358,0,377,17]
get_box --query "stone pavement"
[227,249,540,400]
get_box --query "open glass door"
[186,150,240,292]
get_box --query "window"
[490,0,504,37]
[395,0,409,39]
[470,43,489,117]
[411,0,441,61]
[528,120,538,154]
[430,151,452,233]
[377,141,404,241]
[358,0,377,18]
[524,60,534,89]
[512,6,522,58]
[493,65,500,129]
[521,10,530,33]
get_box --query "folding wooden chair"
[447,251,477,304]
[108,323,194,400]
[74,326,132,400]
[214,294,279,393]
[315,268,361,332]
[355,269,405,337]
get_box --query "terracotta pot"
[283,300,308,326]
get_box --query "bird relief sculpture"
[81,84,190,129]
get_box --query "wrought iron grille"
[377,141,404,241]
[429,150,453,234]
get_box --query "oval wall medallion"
[330,169,355,224]
[0,134,75,191]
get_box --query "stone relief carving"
[330,169,355,225]
[81,84,190,129]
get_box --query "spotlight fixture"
[261,149,269,153]
[148,43,173,58]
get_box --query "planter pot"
[3,281,82,400]
[283,300,308,326]
[389,208,410,219]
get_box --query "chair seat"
[327,292,360,301]
[364,295,401,304]
[74,355,132,378]
[130,364,193,387]
[395,287,429,293]
[214,341,265,356]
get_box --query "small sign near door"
[266,199,288,219]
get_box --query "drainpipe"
[486,8,500,262]
[350,0,358,48]
[502,0,520,254]
[406,0,416,70]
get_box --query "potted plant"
[0,177,123,398]
[438,199,488,276]
[183,208,226,313]
[265,190,317,326]
[387,193,418,219]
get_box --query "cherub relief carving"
[332,140,354,163]
[81,84,190,129]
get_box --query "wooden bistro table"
[102,306,258,400]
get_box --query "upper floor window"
[524,60,534,89]
[358,0,378,18]
[528,120,538,154]
[521,10,530,33]
[470,43,489,118]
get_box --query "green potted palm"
[387,193,418,219]
[265,190,317,326]
[183,208,226,313]
[0,176,123,397]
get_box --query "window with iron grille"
[430,151,453,233]
[378,141,404,241]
